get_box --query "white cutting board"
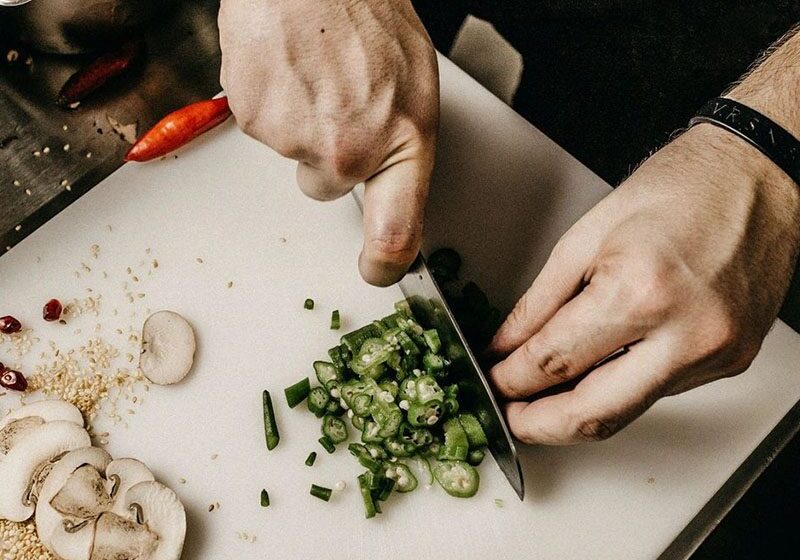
[2,56,800,560]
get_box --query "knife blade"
[352,189,525,500]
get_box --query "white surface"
[2,55,800,560]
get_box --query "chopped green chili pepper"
[458,413,488,448]
[310,484,333,502]
[433,460,479,498]
[307,386,330,418]
[467,448,485,466]
[305,451,318,467]
[348,443,383,472]
[330,309,341,330]
[422,328,442,354]
[357,473,377,518]
[388,462,418,493]
[304,298,315,310]
[313,361,342,391]
[341,323,384,353]
[351,414,365,431]
[407,400,443,428]
[260,488,270,507]
[284,377,311,408]
[360,420,383,443]
[262,390,280,451]
[439,418,469,461]
[415,375,444,403]
[322,414,349,444]
[384,438,416,458]
[318,435,336,454]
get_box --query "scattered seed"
[211,453,218,460]
[227,281,233,289]
[13,180,20,187]
[25,188,32,196]
[62,124,69,131]
[179,478,186,484]
[65,185,72,192]
[33,150,41,157]
[63,144,70,151]
[86,152,92,159]
[14,225,21,232]
[196,257,204,264]
[43,146,50,154]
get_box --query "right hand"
[218,0,440,286]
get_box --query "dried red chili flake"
[43,299,63,322]
[0,315,22,334]
[1,369,27,392]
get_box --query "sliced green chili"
[348,443,383,472]
[422,328,442,354]
[458,413,488,448]
[330,309,341,330]
[307,386,330,418]
[388,462,418,493]
[313,361,342,391]
[433,460,479,498]
[439,418,469,461]
[467,448,485,466]
[310,484,333,502]
[284,377,311,408]
[322,414,348,444]
[304,298,315,310]
[262,390,280,451]
[357,473,377,518]
[305,451,318,467]
[318,435,336,454]
[260,488,270,507]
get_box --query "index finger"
[505,339,670,445]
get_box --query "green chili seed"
[260,489,270,507]
[304,298,315,310]
[310,484,333,502]
[305,451,317,467]
[262,390,279,451]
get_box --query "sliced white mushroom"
[0,399,85,431]
[104,458,155,516]
[139,311,196,385]
[90,511,158,560]
[123,481,186,560]
[36,447,112,560]
[0,420,90,521]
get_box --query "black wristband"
[688,97,800,187]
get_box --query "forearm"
[728,25,800,139]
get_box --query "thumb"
[359,142,434,287]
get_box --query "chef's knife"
[352,189,525,500]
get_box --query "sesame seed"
[13,179,20,187]
[63,144,70,151]
[43,146,50,154]
[14,225,21,232]
[25,188,32,196]
[33,150,41,157]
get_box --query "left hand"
[488,123,800,445]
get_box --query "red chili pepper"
[124,96,232,162]
[57,39,146,108]
[1,369,28,392]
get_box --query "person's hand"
[218,0,439,286]
[488,123,800,444]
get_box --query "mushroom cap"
[123,481,186,560]
[104,458,155,516]
[0,421,90,521]
[36,447,112,560]
[0,399,84,431]
[139,311,196,385]
[90,511,158,560]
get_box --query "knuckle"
[574,413,621,442]
[615,262,677,322]
[366,229,419,265]
[527,341,574,383]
